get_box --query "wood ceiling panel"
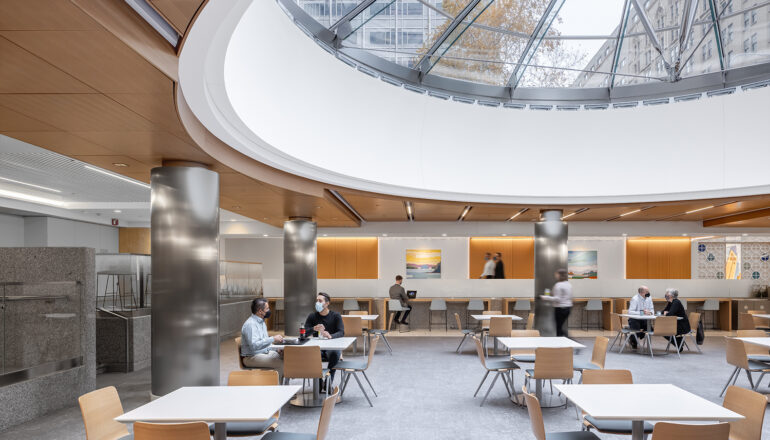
[2,131,114,156]
[621,200,733,220]
[71,155,155,176]
[0,37,94,93]
[71,131,207,160]
[465,205,528,221]
[0,94,157,132]
[694,198,770,221]
[341,193,406,221]
[0,0,100,31]
[107,92,189,137]
[148,0,201,34]
[0,30,171,94]
[716,218,770,228]
[0,105,57,131]
[413,201,467,221]
[564,206,639,221]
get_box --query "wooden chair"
[510,329,540,363]
[349,310,369,330]
[649,422,730,440]
[486,316,512,356]
[522,388,599,440]
[134,421,211,440]
[574,336,608,383]
[682,312,702,353]
[738,313,758,330]
[747,310,770,331]
[341,315,365,355]
[208,370,281,437]
[648,316,681,359]
[480,310,501,331]
[454,312,478,353]
[720,337,770,397]
[524,347,574,406]
[283,345,330,400]
[472,336,519,407]
[609,313,633,352]
[234,336,257,370]
[262,388,340,440]
[78,386,131,440]
[387,299,409,332]
[333,336,380,407]
[526,313,535,330]
[581,370,654,436]
[723,385,767,440]
[736,330,770,362]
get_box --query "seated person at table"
[304,292,345,389]
[389,275,412,325]
[627,286,654,349]
[241,298,285,378]
[663,288,690,351]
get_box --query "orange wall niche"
[317,237,378,279]
[119,228,151,254]
[625,237,691,279]
[469,237,534,279]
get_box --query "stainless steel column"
[151,165,220,396]
[283,219,317,337]
[534,210,568,336]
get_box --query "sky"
[553,0,627,61]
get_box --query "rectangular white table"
[346,314,378,321]
[555,383,743,440]
[116,385,301,440]
[269,337,356,407]
[471,314,523,321]
[736,336,770,348]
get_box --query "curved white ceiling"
[179,0,770,205]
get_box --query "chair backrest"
[702,299,720,310]
[342,299,359,311]
[649,421,730,440]
[522,390,546,440]
[388,299,403,311]
[509,329,539,356]
[481,310,501,328]
[227,370,280,418]
[582,369,633,384]
[738,313,757,330]
[687,312,700,333]
[514,300,531,311]
[430,299,447,310]
[725,337,750,370]
[341,316,363,338]
[748,310,770,328]
[610,313,622,332]
[489,316,512,337]
[590,336,609,368]
[653,315,677,337]
[467,299,485,311]
[283,345,323,379]
[533,347,573,380]
[526,313,535,330]
[585,299,603,311]
[78,386,130,440]
[736,330,770,356]
[679,298,688,310]
[364,335,380,370]
[453,312,463,331]
[723,385,767,440]
[349,310,369,329]
[275,299,284,310]
[235,337,247,369]
[134,421,211,440]
[472,337,488,368]
[621,309,630,327]
[316,387,340,440]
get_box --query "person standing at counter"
[304,292,344,389]
[389,275,411,325]
[494,252,505,279]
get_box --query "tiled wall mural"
[697,241,770,285]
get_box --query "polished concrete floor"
[0,334,768,440]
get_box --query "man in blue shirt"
[241,298,285,378]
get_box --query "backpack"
[696,320,705,345]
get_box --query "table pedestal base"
[631,420,644,440]
[213,422,226,440]
[512,379,568,408]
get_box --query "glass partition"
[96,253,151,311]
[220,261,263,298]
[0,281,82,381]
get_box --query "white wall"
[0,213,24,246]
[224,235,755,300]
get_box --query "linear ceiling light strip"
[327,189,366,223]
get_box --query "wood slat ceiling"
[0,0,768,229]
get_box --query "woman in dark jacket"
[663,288,690,351]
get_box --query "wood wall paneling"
[469,238,534,279]
[355,237,378,279]
[625,238,691,279]
[119,227,150,254]
[317,237,378,279]
[510,238,535,279]
[334,238,358,279]
[316,237,336,279]
[625,239,648,279]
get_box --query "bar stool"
[699,299,720,329]
[513,300,531,327]
[387,299,409,332]
[342,299,359,313]
[429,299,448,332]
[582,300,603,330]
[274,299,284,330]
[467,299,485,329]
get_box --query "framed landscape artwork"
[406,249,441,279]
[568,250,598,279]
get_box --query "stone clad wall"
[0,248,95,431]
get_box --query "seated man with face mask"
[304,292,345,389]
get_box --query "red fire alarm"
[111,218,119,226]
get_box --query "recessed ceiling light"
[112,163,128,167]
[441,233,447,237]
[0,176,61,193]
[232,206,241,210]
[263,217,268,220]
[84,165,150,188]
[113,210,122,213]
[315,206,322,209]
[502,233,507,236]
[262,234,268,237]
[323,234,328,237]
[682,233,688,236]
[622,233,628,237]
[382,233,388,237]
[0,188,66,207]
[742,233,748,236]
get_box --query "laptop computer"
[275,337,309,346]
[407,290,417,299]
